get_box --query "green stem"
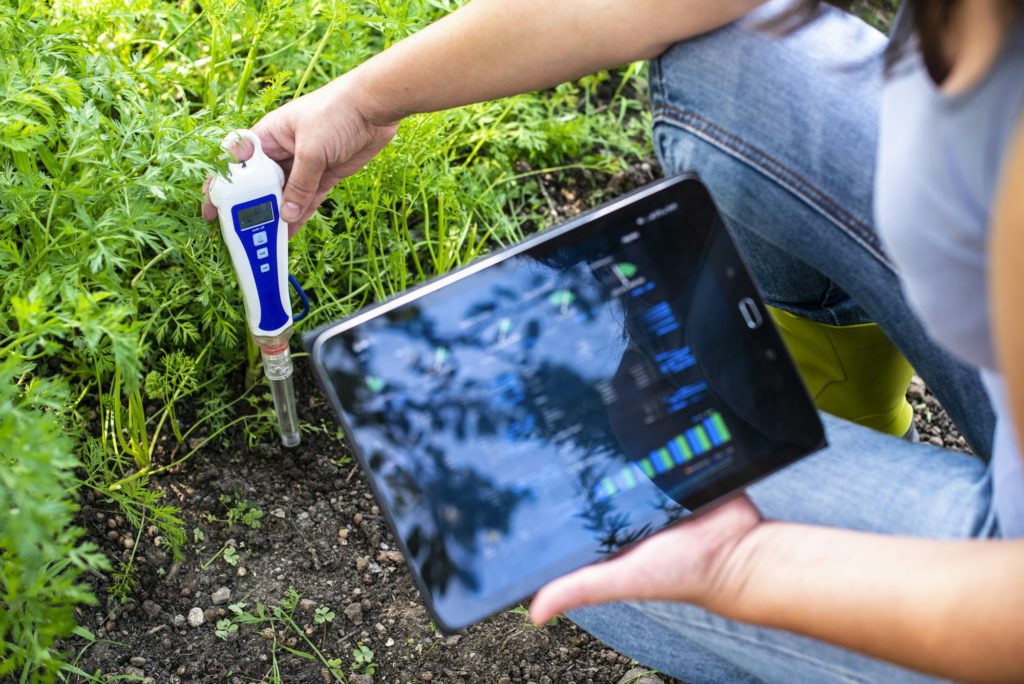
[234,24,265,111]
[146,8,205,66]
[293,20,334,100]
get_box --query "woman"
[203,0,1024,680]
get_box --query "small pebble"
[172,614,186,629]
[343,602,363,625]
[616,668,665,684]
[299,598,316,611]
[187,608,204,628]
[129,657,147,666]
[211,587,231,605]
[141,600,162,619]
[420,672,434,682]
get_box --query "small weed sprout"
[314,606,335,624]
[351,642,377,675]
[222,546,240,566]
[215,618,238,641]
[200,542,239,569]
[218,495,265,529]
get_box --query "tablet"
[305,175,825,632]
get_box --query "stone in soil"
[211,586,231,605]
[187,607,204,628]
[344,602,364,624]
[617,668,665,684]
[141,600,162,619]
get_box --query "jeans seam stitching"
[652,105,894,272]
[635,603,876,684]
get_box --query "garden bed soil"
[66,162,967,684]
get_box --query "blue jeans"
[570,4,1000,682]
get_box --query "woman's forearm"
[347,0,763,124]
[992,118,1024,447]
[710,523,1024,682]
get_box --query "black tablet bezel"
[304,174,826,633]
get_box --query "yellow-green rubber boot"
[768,307,915,437]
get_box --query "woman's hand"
[529,493,763,625]
[202,77,399,236]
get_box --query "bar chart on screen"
[592,411,733,502]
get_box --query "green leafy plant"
[211,494,265,529]
[351,642,378,676]
[314,606,336,624]
[215,618,239,641]
[0,360,110,680]
[201,541,240,569]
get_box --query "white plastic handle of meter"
[208,130,293,339]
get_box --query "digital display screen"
[237,200,275,230]
[314,179,824,629]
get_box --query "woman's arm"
[992,117,1024,449]
[204,0,763,229]
[352,0,763,123]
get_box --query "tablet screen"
[311,178,824,630]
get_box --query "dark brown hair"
[782,0,1022,82]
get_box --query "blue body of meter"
[231,194,290,333]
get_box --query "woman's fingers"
[281,144,327,223]
[528,495,763,626]
[202,176,217,221]
[529,553,654,625]
[228,136,255,163]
